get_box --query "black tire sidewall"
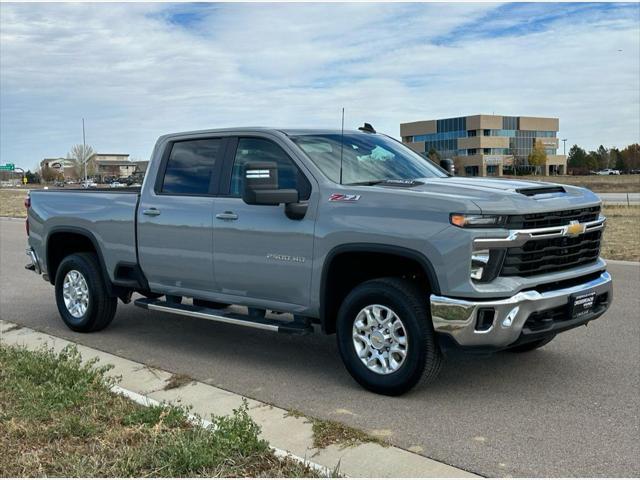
[55,254,101,331]
[336,282,428,394]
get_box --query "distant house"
[133,160,149,175]
[40,158,76,179]
[86,153,135,181]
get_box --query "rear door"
[212,136,316,308]
[137,136,228,296]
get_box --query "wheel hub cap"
[62,270,89,318]
[352,304,408,375]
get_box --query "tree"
[594,145,610,170]
[40,165,60,182]
[620,143,640,170]
[68,144,96,179]
[527,139,547,175]
[25,170,40,184]
[610,148,625,172]
[427,148,441,163]
[567,144,595,174]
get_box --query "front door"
[137,136,227,296]
[213,136,315,308]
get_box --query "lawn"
[0,344,320,477]
[503,175,640,193]
[0,187,29,217]
[600,205,640,262]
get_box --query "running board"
[134,298,313,335]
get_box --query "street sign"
[0,163,15,171]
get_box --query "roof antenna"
[339,107,345,185]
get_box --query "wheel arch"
[319,243,440,334]
[45,227,117,295]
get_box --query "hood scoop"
[515,186,566,197]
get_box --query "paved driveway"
[1,217,638,477]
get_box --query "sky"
[1,2,639,170]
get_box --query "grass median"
[504,175,640,193]
[0,344,321,477]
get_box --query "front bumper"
[430,271,612,348]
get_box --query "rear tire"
[54,253,117,333]
[506,335,555,352]
[336,277,442,396]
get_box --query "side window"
[161,138,223,195]
[230,138,311,200]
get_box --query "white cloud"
[0,2,638,169]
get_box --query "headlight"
[450,213,507,228]
[470,249,506,282]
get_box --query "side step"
[134,298,313,335]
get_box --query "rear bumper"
[430,271,612,348]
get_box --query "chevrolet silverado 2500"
[25,126,613,395]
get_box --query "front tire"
[336,277,442,395]
[55,253,117,332]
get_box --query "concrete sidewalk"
[0,320,477,478]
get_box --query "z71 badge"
[329,193,361,202]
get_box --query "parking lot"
[1,217,638,477]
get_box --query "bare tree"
[68,144,96,179]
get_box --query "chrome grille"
[501,230,602,276]
[507,206,600,230]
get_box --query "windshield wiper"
[346,179,423,187]
[345,180,388,186]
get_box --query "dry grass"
[601,205,640,261]
[0,344,321,478]
[504,175,640,193]
[164,372,193,390]
[285,409,387,450]
[0,188,29,217]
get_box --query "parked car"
[110,181,125,188]
[596,169,620,175]
[81,180,98,188]
[24,125,613,395]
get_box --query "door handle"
[216,211,238,221]
[142,208,161,216]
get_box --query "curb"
[0,320,477,478]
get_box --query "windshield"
[291,133,447,184]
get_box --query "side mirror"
[440,159,455,175]
[242,161,299,206]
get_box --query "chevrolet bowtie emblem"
[566,221,586,237]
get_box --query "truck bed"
[28,189,140,284]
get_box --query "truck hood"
[389,177,602,214]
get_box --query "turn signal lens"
[450,213,506,228]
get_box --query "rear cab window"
[160,138,224,195]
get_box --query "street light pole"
[82,118,87,184]
[562,138,567,156]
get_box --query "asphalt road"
[598,192,640,205]
[1,217,638,477]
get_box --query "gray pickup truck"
[25,126,613,395]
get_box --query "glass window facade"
[404,116,559,162]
